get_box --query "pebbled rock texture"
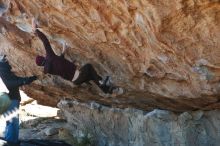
[0,0,219,111]
[58,99,220,146]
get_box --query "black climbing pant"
[73,64,101,86]
[73,64,113,93]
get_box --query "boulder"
[0,0,219,111]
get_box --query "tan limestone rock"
[0,0,219,111]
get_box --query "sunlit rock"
[0,0,219,111]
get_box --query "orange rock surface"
[0,0,219,111]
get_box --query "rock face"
[58,99,220,146]
[0,0,219,111]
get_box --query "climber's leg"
[73,64,124,95]
[73,64,102,85]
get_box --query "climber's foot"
[99,86,124,98]
[111,86,124,96]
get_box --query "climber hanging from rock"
[32,19,123,96]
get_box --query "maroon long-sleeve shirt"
[36,29,76,81]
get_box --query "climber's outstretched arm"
[35,29,55,56]
[32,18,55,57]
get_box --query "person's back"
[43,54,76,81]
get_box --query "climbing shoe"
[110,86,124,95]
[100,76,113,87]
